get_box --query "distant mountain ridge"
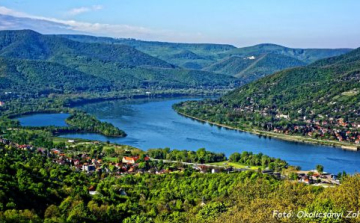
[0,30,352,98]
[0,30,175,69]
[222,43,352,63]
[60,34,236,70]
[0,30,237,96]
[60,35,351,84]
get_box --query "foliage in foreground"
[0,145,359,222]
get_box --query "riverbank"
[65,91,222,107]
[175,111,359,151]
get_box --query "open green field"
[209,161,260,170]
[103,156,118,162]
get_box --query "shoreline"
[9,95,359,151]
[175,110,359,151]
[65,92,223,107]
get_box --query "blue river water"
[17,113,70,127]
[17,97,360,174]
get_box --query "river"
[17,97,360,174]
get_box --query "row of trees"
[229,151,288,171]
[147,148,226,163]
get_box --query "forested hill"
[203,53,306,84]
[223,43,351,64]
[61,35,351,84]
[0,30,237,96]
[0,30,174,69]
[223,46,360,116]
[60,34,237,70]
[174,47,360,145]
[205,44,351,84]
[0,57,113,95]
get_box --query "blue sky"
[0,0,359,48]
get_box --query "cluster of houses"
[1,136,341,189]
[49,148,155,175]
[232,104,360,144]
[271,117,360,144]
[0,137,149,175]
[1,136,261,177]
[1,137,214,176]
[295,170,339,186]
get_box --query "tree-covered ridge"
[0,30,174,69]
[1,30,347,98]
[223,47,360,117]
[223,43,352,64]
[204,53,306,84]
[204,44,350,83]
[60,35,350,81]
[60,34,237,70]
[0,30,237,98]
[174,47,360,145]
[0,57,112,95]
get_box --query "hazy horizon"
[0,0,360,48]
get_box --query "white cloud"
[67,5,103,16]
[0,6,215,43]
[0,6,31,17]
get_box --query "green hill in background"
[61,35,351,84]
[174,47,360,145]
[204,53,306,84]
[0,30,237,97]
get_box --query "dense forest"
[0,144,359,222]
[174,47,360,146]
[62,34,350,78]
[204,53,306,84]
[0,30,237,99]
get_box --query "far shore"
[175,111,359,151]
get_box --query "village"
[233,104,360,145]
[0,136,341,188]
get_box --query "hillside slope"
[60,34,236,69]
[174,48,360,145]
[61,35,350,83]
[204,53,306,84]
[222,43,351,63]
[204,44,351,83]
[0,30,237,96]
[0,57,112,95]
[0,30,175,69]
